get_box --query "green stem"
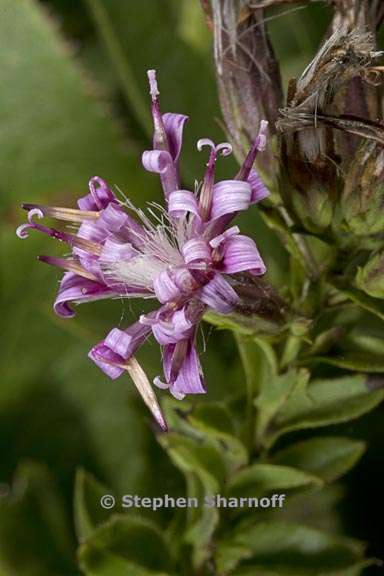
[85,0,152,137]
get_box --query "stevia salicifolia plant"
[4,0,384,574]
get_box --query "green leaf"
[74,469,112,543]
[332,284,384,322]
[216,521,368,576]
[266,374,384,447]
[78,515,172,575]
[83,557,172,576]
[230,559,375,576]
[237,337,279,399]
[309,354,384,372]
[271,437,366,483]
[159,432,225,493]
[0,0,155,212]
[255,369,310,448]
[158,431,224,568]
[188,403,248,472]
[228,464,322,498]
[0,461,75,575]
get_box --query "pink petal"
[163,112,189,162]
[78,177,117,211]
[182,238,211,264]
[54,272,114,318]
[152,308,194,345]
[88,321,151,379]
[171,341,206,396]
[153,269,182,303]
[142,150,173,174]
[220,235,266,275]
[199,273,239,313]
[248,169,269,203]
[210,180,252,220]
[168,190,200,218]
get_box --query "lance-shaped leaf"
[228,463,322,498]
[215,521,371,576]
[265,374,384,447]
[78,515,173,575]
[271,437,366,483]
[188,403,248,472]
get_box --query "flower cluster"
[17,70,269,429]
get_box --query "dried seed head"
[204,0,283,182]
[278,26,383,231]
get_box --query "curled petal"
[168,341,206,396]
[104,322,151,359]
[76,204,138,256]
[199,273,239,313]
[220,235,266,275]
[173,267,198,294]
[88,343,125,379]
[210,181,252,220]
[182,238,211,264]
[209,226,239,249]
[248,170,269,204]
[163,112,188,162]
[168,190,200,218]
[99,237,137,265]
[152,308,194,345]
[54,272,114,317]
[142,149,173,174]
[78,177,117,211]
[153,269,182,303]
[88,321,151,379]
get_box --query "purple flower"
[17,70,269,430]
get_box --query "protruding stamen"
[215,142,233,156]
[21,203,99,223]
[38,256,99,281]
[236,120,269,182]
[16,209,102,255]
[197,138,215,152]
[147,69,169,151]
[148,69,160,99]
[197,140,232,221]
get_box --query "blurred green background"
[0,0,383,574]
